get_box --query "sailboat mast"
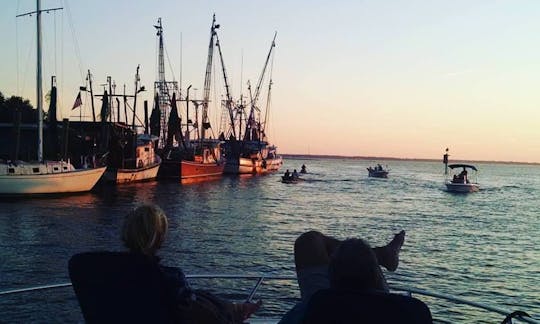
[36,0,43,162]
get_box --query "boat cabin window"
[145,147,150,152]
[8,168,15,174]
[54,167,59,171]
[33,168,40,173]
[63,166,68,170]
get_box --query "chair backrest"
[68,251,175,324]
[302,288,433,324]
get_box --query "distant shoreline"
[281,154,540,166]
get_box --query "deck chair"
[302,288,433,324]
[68,251,176,324]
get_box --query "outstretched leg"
[293,230,406,300]
[373,230,406,272]
[294,230,405,272]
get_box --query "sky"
[2,0,540,163]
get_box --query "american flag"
[72,91,82,110]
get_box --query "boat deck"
[0,274,537,323]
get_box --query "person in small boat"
[453,168,468,183]
[284,169,291,180]
[122,204,261,323]
[377,164,383,171]
[301,164,307,173]
[279,230,405,323]
[292,169,299,179]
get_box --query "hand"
[240,300,262,320]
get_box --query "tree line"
[0,91,38,123]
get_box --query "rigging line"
[179,32,182,92]
[240,48,243,99]
[21,25,36,101]
[64,0,85,82]
[164,44,176,81]
[264,49,275,131]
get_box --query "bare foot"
[379,230,405,272]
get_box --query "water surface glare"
[0,158,538,322]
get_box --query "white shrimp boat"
[0,274,537,323]
[103,134,161,184]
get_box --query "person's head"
[121,204,168,257]
[294,169,297,172]
[328,238,383,291]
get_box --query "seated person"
[122,205,261,323]
[284,169,291,180]
[301,164,307,173]
[292,169,299,179]
[279,230,405,323]
[302,238,432,323]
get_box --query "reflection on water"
[0,158,539,322]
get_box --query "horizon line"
[281,153,540,166]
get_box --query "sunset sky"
[2,1,540,163]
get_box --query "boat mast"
[244,33,276,142]
[153,18,178,148]
[87,70,96,122]
[36,0,43,162]
[16,1,62,162]
[201,14,219,141]
[132,65,140,128]
[215,32,236,140]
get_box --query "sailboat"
[222,34,283,174]
[154,17,224,182]
[0,0,106,195]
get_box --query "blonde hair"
[121,204,168,256]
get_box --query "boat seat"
[302,288,433,324]
[68,251,176,324]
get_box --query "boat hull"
[158,159,224,182]
[224,156,283,174]
[180,160,224,183]
[445,182,479,193]
[104,162,161,184]
[0,166,106,194]
[368,170,389,178]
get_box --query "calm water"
[0,157,538,323]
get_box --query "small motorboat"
[445,164,479,193]
[367,164,389,178]
[281,175,303,184]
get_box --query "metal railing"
[0,274,537,323]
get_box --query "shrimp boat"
[221,34,283,175]
[0,274,537,323]
[103,134,161,184]
[101,67,161,184]
[154,17,224,182]
[0,0,106,195]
